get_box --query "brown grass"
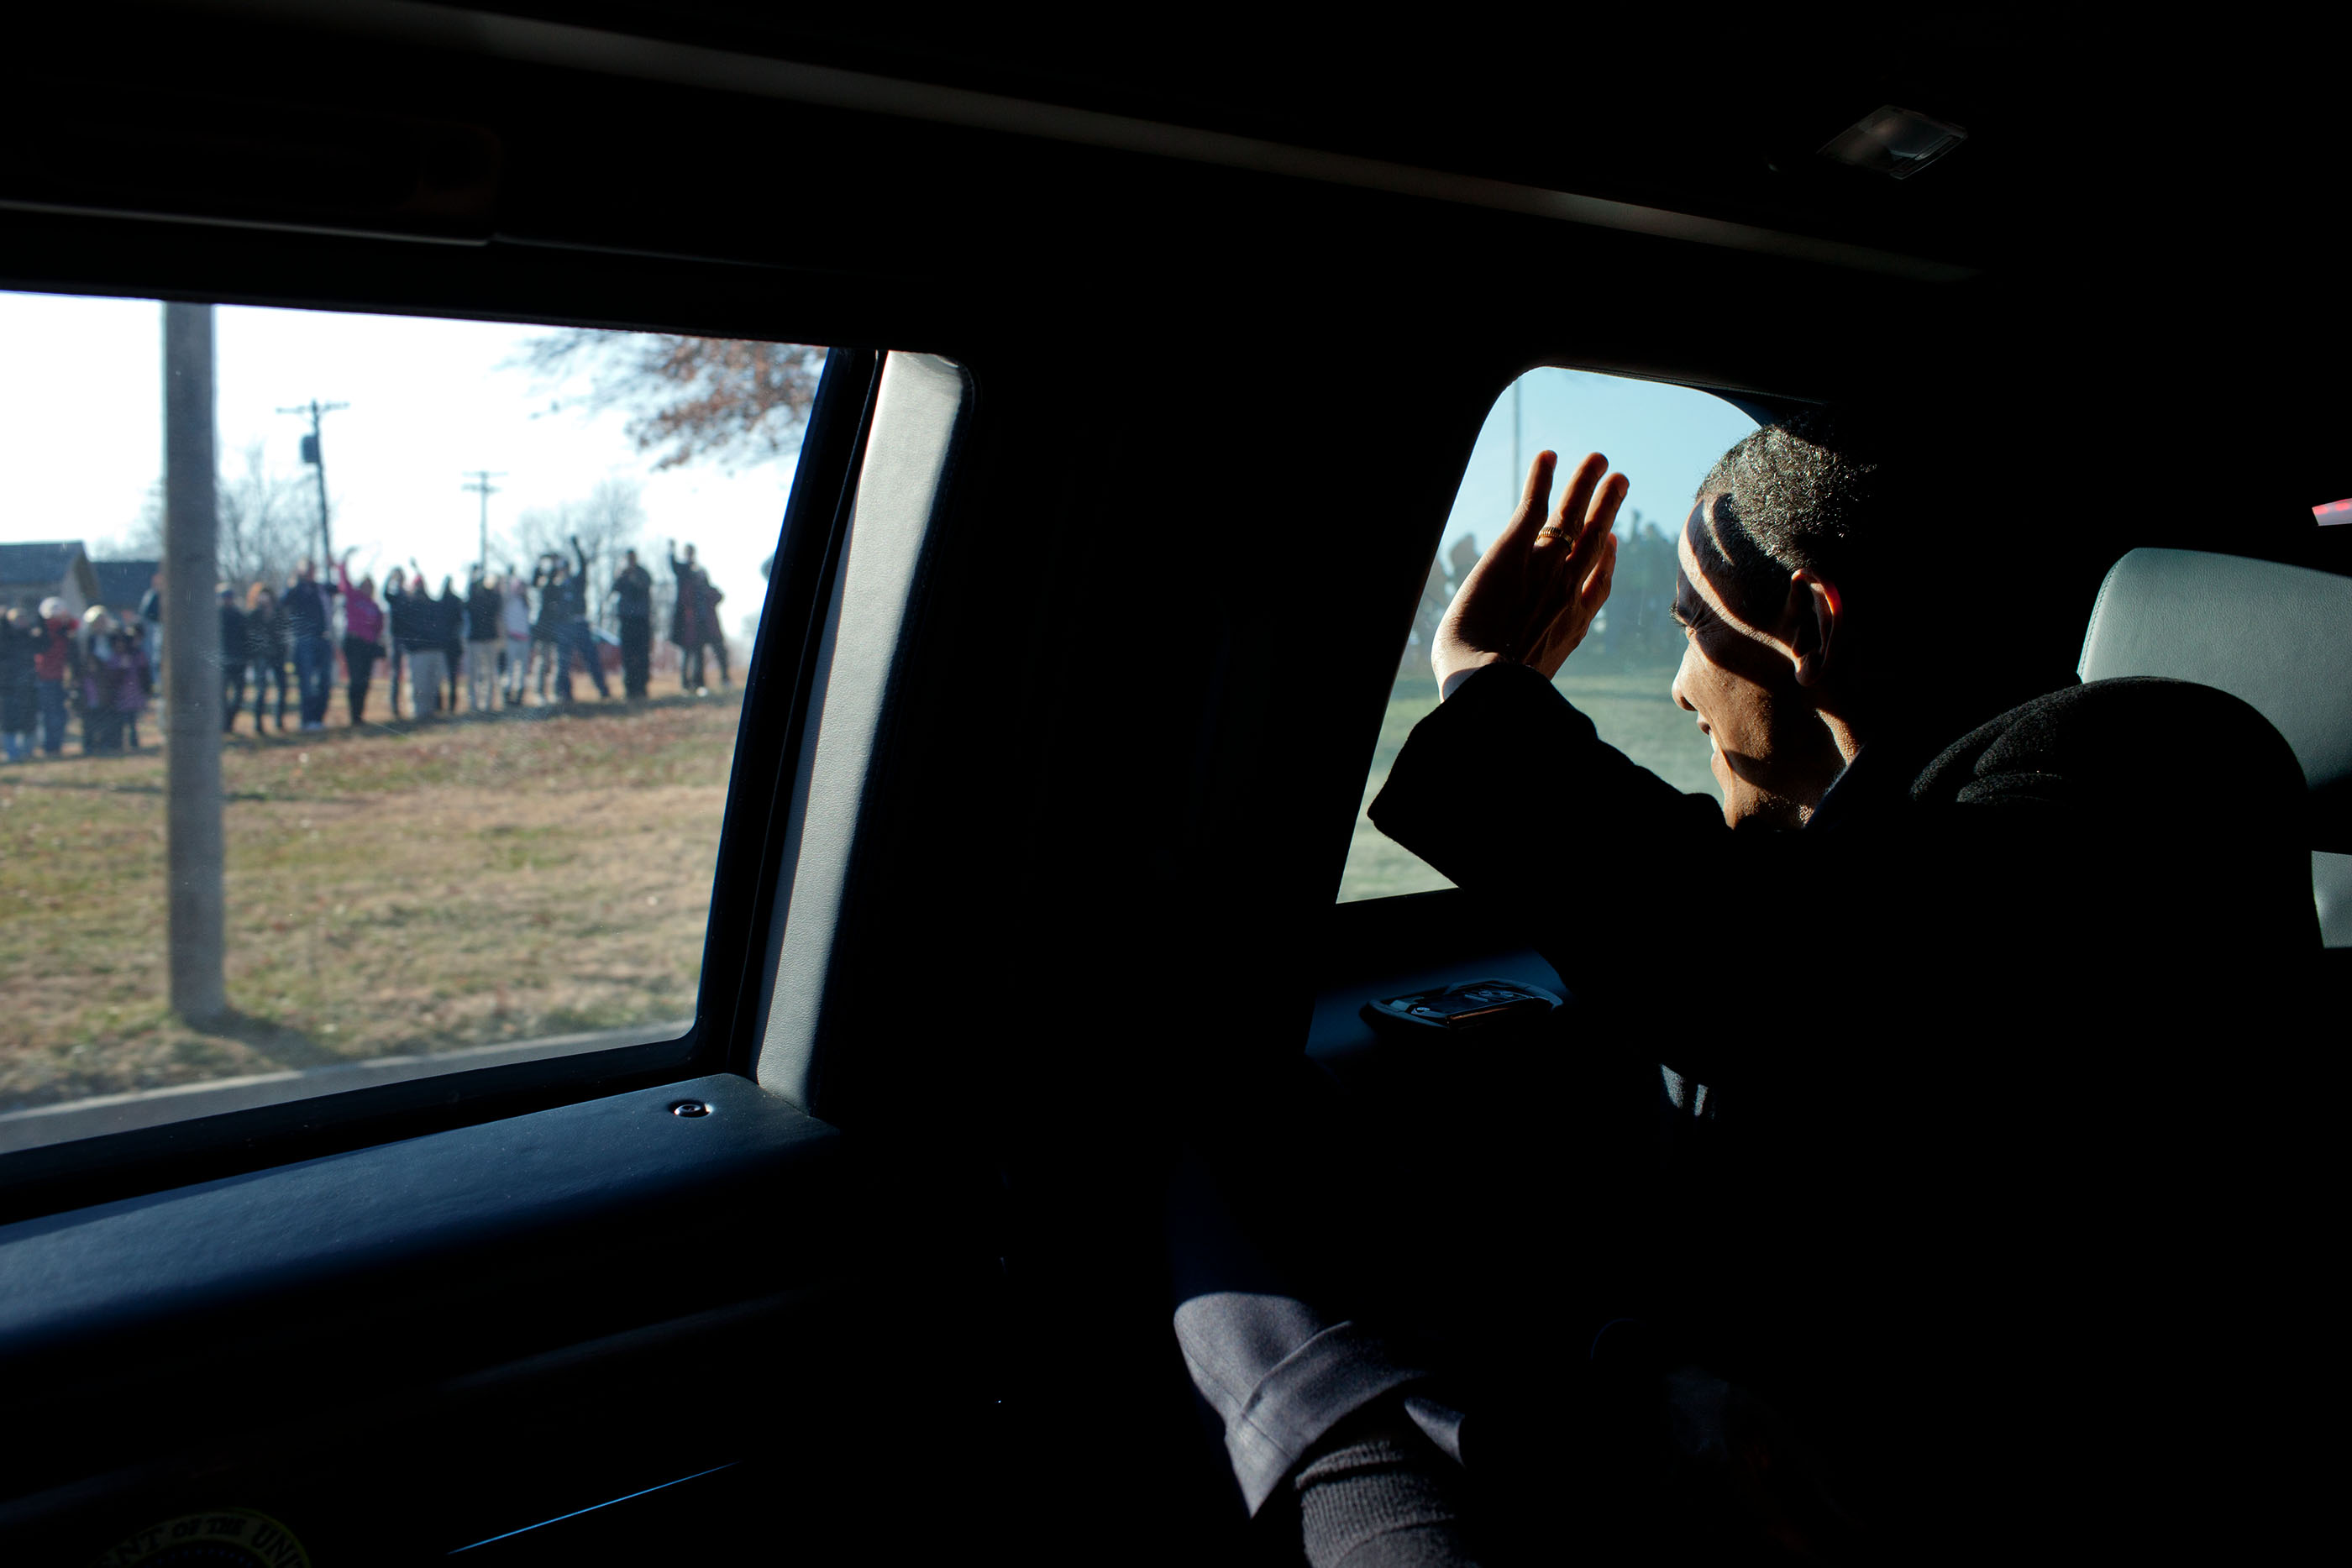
[0,694,744,1111]
[6,659,1718,1099]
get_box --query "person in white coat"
[500,566,534,708]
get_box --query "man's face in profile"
[1670,497,1845,831]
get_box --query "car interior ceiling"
[2,4,2344,1563]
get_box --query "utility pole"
[278,398,349,564]
[1510,378,1523,490]
[462,470,507,569]
[164,302,226,1021]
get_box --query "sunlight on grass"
[0,695,742,1111]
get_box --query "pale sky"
[0,289,1756,640]
[0,290,801,638]
[1439,367,1759,559]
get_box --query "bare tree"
[512,332,826,472]
[216,441,318,592]
[104,441,314,593]
[501,505,561,582]
[572,479,647,631]
[501,477,646,630]
[104,483,165,562]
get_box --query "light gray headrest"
[2079,548,2352,796]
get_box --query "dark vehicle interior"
[3,5,2342,1562]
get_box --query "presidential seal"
[96,1508,310,1568]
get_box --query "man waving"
[1176,411,2319,1565]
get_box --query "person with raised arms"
[336,550,386,726]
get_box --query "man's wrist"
[1435,652,1504,700]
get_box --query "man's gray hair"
[1697,409,1924,614]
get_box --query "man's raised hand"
[1432,450,1628,687]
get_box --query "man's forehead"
[1683,493,1768,634]
[1677,498,1743,622]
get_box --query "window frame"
[0,323,884,1227]
[1329,364,1798,909]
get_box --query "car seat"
[2076,546,2352,946]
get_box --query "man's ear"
[1785,569,1842,689]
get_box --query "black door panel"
[0,1074,1002,1562]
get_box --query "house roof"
[91,559,161,614]
[0,543,100,612]
[0,541,90,586]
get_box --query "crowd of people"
[0,597,154,760]
[1599,518,1682,660]
[0,538,729,760]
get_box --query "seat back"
[2078,547,2352,944]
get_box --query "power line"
[276,399,349,563]
[462,469,508,569]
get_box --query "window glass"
[0,291,825,1151]
[1339,369,1758,901]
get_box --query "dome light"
[1819,106,1967,180]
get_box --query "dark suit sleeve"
[1372,667,2318,1093]
[1369,662,1750,1080]
[1370,662,1719,889]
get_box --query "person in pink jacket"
[337,550,386,725]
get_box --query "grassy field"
[1336,658,1721,902]
[0,694,743,1113]
[3,655,1710,1108]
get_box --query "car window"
[0,291,826,1152]
[1339,368,1759,901]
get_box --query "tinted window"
[1339,369,1757,901]
[0,291,824,1151]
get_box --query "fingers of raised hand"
[1552,453,1609,535]
[1582,530,1619,606]
[1552,504,1614,585]
[1505,452,1560,544]
[1535,455,1611,559]
[1588,469,1630,535]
